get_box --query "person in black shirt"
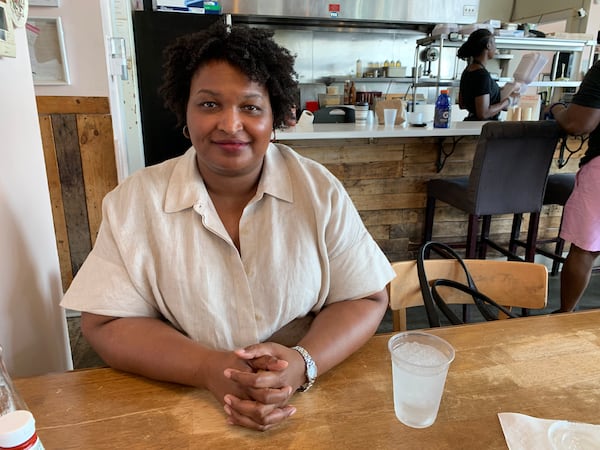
[457,28,520,120]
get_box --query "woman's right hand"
[502,92,520,110]
[204,350,265,402]
[204,349,296,431]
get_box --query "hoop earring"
[270,129,276,142]
[182,125,190,139]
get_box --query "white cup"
[388,332,455,428]
[408,111,423,125]
[384,108,398,127]
[355,102,369,126]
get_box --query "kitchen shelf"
[409,34,596,106]
[412,79,460,87]
[409,79,579,89]
[417,36,596,53]
[330,77,414,83]
[520,80,580,88]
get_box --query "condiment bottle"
[343,80,350,105]
[356,59,362,78]
[0,411,44,450]
[0,346,42,449]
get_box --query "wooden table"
[14,310,600,449]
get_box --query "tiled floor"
[67,273,600,369]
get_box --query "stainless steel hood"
[220,0,480,26]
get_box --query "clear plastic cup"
[387,332,455,428]
[384,108,397,127]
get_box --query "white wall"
[477,0,514,22]
[512,0,594,33]
[26,0,600,100]
[0,27,72,376]
[30,0,109,97]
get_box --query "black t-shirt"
[459,67,501,120]
[571,60,600,166]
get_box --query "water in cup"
[388,332,455,428]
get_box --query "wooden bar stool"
[423,121,561,261]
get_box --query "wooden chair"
[388,259,548,331]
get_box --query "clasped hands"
[211,342,306,431]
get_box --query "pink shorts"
[560,156,600,251]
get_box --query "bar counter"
[276,121,580,261]
[276,121,486,140]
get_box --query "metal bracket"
[557,134,587,168]
[436,136,464,172]
[109,37,128,81]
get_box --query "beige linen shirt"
[61,143,395,350]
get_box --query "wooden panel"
[344,178,424,196]
[37,96,118,290]
[326,161,403,180]
[359,209,407,227]
[78,115,118,246]
[36,96,110,115]
[52,114,93,276]
[284,135,571,262]
[39,115,73,292]
[352,192,425,211]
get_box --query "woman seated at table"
[60,21,395,431]
[457,28,520,120]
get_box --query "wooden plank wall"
[37,96,118,292]
[282,135,582,262]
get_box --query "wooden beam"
[52,114,92,276]
[39,115,73,292]
[36,97,110,115]
[78,115,118,246]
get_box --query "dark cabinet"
[133,10,222,166]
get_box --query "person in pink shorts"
[547,61,600,312]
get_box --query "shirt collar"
[257,143,294,203]
[164,143,293,213]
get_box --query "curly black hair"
[159,20,298,130]
[456,28,494,61]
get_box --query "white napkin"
[498,412,600,450]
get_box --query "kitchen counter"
[276,121,486,140]
[275,120,577,261]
